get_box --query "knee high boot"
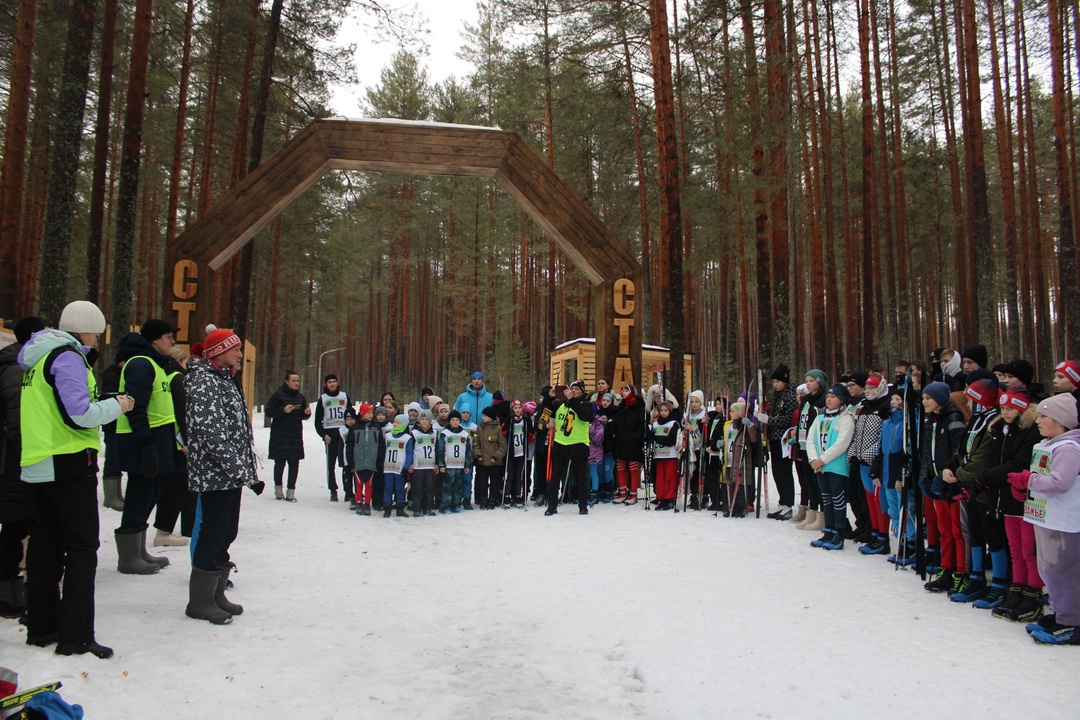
[215,565,243,615]
[186,568,233,624]
[115,530,160,575]
[139,528,170,567]
[102,475,125,511]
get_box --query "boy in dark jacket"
[345,404,384,516]
[921,382,970,593]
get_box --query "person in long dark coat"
[265,370,311,501]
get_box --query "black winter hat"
[492,390,505,402]
[964,368,998,388]
[539,385,552,398]
[448,409,462,422]
[1003,359,1035,386]
[849,371,870,388]
[13,316,47,345]
[421,386,434,396]
[482,406,498,420]
[961,345,989,369]
[770,365,791,384]
[930,347,946,362]
[140,318,181,343]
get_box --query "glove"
[1007,470,1032,492]
[139,443,159,478]
[250,481,266,496]
[959,486,972,503]
[741,417,753,427]
[754,411,769,424]
[929,476,947,501]
[1011,485,1027,503]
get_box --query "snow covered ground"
[3,419,1079,718]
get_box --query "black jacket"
[610,394,647,463]
[266,384,309,460]
[982,405,1041,516]
[0,342,33,523]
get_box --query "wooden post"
[594,270,643,391]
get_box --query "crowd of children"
[303,349,1080,647]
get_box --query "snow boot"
[579,507,589,515]
[396,504,408,517]
[588,491,598,507]
[186,567,233,625]
[274,484,285,500]
[330,490,339,502]
[973,579,1009,610]
[115,530,160,575]
[947,572,969,597]
[215,564,243,615]
[613,488,627,504]
[463,499,474,510]
[140,529,170,567]
[689,495,700,511]
[1013,586,1046,624]
[533,495,546,507]
[544,508,557,516]
[153,528,187,548]
[924,569,954,593]
[859,532,890,555]
[810,530,835,549]
[822,531,845,551]
[623,493,639,506]
[383,507,392,518]
[789,505,808,525]
[1031,623,1080,645]
[0,576,26,617]
[102,475,125,511]
[55,640,114,659]
[800,509,825,532]
[951,574,988,603]
[286,488,296,502]
[991,585,1025,619]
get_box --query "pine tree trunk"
[647,0,685,400]
[109,0,154,332]
[39,0,98,322]
[1048,0,1080,351]
[0,0,38,317]
[85,0,118,304]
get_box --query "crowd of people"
[3,303,1080,652]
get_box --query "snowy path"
[3,422,1078,718]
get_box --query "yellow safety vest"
[115,355,175,433]
[20,349,100,466]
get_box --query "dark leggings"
[794,457,822,510]
[273,459,300,489]
[768,439,796,507]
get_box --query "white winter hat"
[58,301,106,334]
[405,402,422,414]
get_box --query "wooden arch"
[166,118,643,386]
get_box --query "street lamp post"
[316,347,345,394]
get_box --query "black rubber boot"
[139,528,169,568]
[186,568,233,625]
[396,504,408,517]
[215,565,243,615]
[115,530,160,575]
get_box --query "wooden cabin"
[549,338,692,391]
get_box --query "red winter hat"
[190,342,204,359]
[865,376,885,390]
[359,403,374,417]
[999,390,1030,412]
[965,378,1001,409]
[204,329,241,358]
[1056,360,1080,385]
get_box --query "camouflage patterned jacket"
[184,359,256,492]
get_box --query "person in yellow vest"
[112,319,180,574]
[546,380,595,516]
[19,301,134,659]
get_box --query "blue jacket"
[872,408,907,488]
[454,383,493,420]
